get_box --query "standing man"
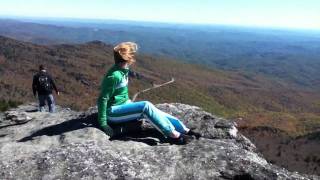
[32,65,59,113]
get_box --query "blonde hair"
[113,42,138,64]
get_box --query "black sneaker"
[187,130,202,139]
[168,134,194,145]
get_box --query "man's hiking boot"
[168,134,194,145]
[186,129,202,139]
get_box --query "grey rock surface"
[0,103,318,180]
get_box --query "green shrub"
[0,99,21,112]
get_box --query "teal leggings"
[108,101,188,136]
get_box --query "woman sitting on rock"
[97,42,201,145]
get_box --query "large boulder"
[0,103,317,180]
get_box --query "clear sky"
[0,0,319,29]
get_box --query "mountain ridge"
[1,19,320,90]
[0,35,319,134]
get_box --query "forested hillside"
[1,19,320,89]
[0,35,319,135]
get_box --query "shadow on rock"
[110,127,168,146]
[0,120,31,130]
[18,113,168,146]
[18,113,100,142]
[25,109,39,113]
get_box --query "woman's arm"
[97,74,118,129]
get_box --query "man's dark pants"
[38,94,55,113]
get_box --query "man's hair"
[113,42,138,65]
[39,65,45,71]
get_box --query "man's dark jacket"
[32,71,58,96]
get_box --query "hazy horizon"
[1,15,320,34]
[0,0,319,30]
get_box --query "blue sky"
[0,0,319,29]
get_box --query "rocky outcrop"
[0,103,317,180]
